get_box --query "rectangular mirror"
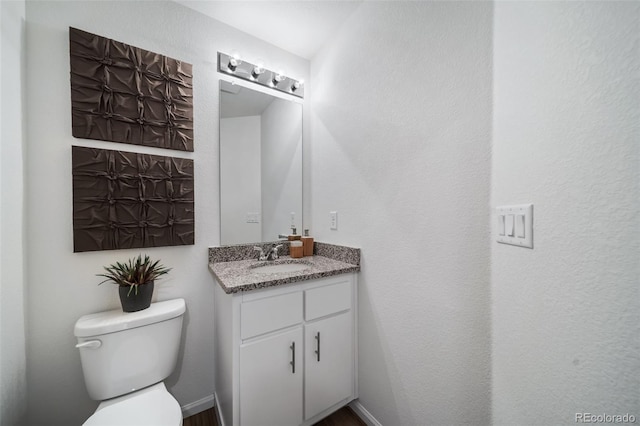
[219,80,303,245]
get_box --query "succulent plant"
[97,254,171,296]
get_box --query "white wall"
[220,116,262,245]
[310,2,493,425]
[0,0,28,424]
[24,1,308,424]
[261,98,303,240]
[492,2,640,424]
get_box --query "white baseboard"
[349,400,383,426]
[213,392,226,426]
[181,394,215,418]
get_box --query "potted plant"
[97,254,171,312]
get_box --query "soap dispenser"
[301,229,314,256]
[288,227,301,241]
[289,240,304,258]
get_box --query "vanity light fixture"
[217,52,304,98]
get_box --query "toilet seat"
[83,382,182,426]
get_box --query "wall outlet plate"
[246,212,260,223]
[329,211,338,230]
[496,204,533,248]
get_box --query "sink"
[250,262,311,274]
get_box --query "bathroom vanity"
[209,243,360,426]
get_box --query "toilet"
[74,298,186,426]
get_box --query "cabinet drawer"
[305,280,352,321]
[241,292,303,339]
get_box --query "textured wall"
[0,1,28,424]
[24,1,308,424]
[492,2,640,424]
[310,2,493,424]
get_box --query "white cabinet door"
[304,312,353,420]
[240,327,303,426]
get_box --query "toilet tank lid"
[74,298,186,337]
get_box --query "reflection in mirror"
[219,80,302,245]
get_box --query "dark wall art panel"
[69,27,194,151]
[72,146,194,252]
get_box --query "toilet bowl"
[75,299,186,426]
[84,383,182,426]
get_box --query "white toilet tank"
[74,298,186,401]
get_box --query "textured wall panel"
[492,2,640,424]
[72,146,194,252]
[69,27,194,151]
[310,3,493,425]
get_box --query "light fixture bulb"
[291,79,304,92]
[227,52,242,72]
[272,72,285,86]
[252,64,265,79]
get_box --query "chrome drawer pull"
[315,332,321,362]
[290,342,296,374]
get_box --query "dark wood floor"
[183,406,219,426]
[312,406,366,426]
[183,405,366,426]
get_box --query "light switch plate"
[496,204,533,248]
[329,211,338,230]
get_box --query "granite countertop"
[208,242,360,294]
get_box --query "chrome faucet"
[253,244,282,261]
[266,244,283,260]
[253,246,267,261]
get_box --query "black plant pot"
[119,281,154,312]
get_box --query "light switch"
[515,214,525,238]
[496,204,533,249]
[506,214,515,236]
